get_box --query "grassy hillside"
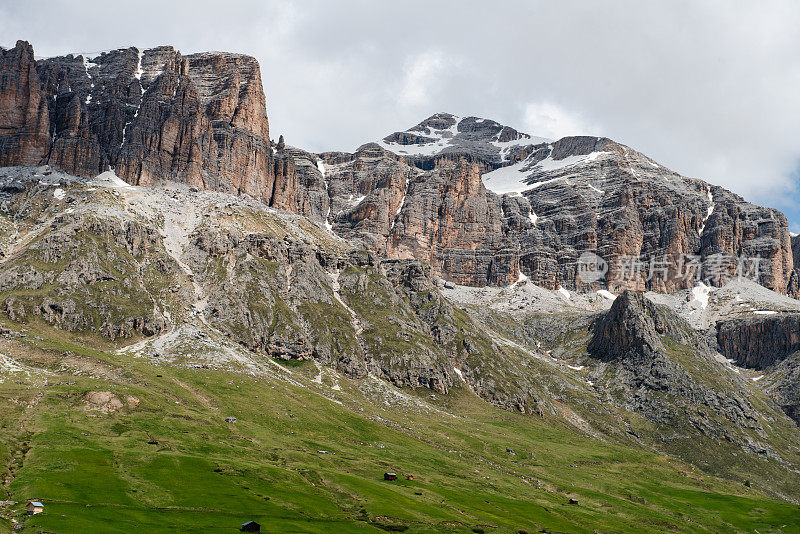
[0,321,798,534]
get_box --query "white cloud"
[398,50,454,108]
[522,102,598,140]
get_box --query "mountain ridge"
[3,38,800,529]
[2,40,796,298]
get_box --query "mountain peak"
[377,113,550,169]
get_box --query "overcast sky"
[3,0,800,230]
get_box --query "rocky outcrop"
[717,314,800,369]
[509,137,794,294]
[37,47,146,175]
[0,207,173,340]
[588,291,762,434]
[323,143,411,249]
[388,157,516,285]
[790,236,800,299]
[717,314,800,426]
[758,352,800,426]
[117,50,274,201]
[284,146,329,220]
[324,144,520,286]
[793,235,800,271]
[0,41,50,167]
[2,41,333,217]
[588,290,688,359]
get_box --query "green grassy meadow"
[0,323,798,533]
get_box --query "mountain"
[0,40,329,219]
[327,122,795,295]
[377,111,549,170]
[3,165,800,499]
[2,40,795,297]
[2,39,800,532]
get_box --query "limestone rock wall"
[0,41,50,167]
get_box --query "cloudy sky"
[3,0,800,229]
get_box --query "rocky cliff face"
[387,156,517,285]
[0,41,335,218]
[0,42,796,298]
[793,235,800,269]
[507,136,794,294]
[717,314,800,369]
[331,114,795,295]
[323,143,412,250]
[717,314,800,425]
[790,235,800,298]
[0,41,50,167]
[36,45,276,198]
[323,143,520,285]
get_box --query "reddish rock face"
[0,41,333,224]
[115,53,214,188]
[7,44,277,205]
[112,48,274,203]
[47,91,105,176]
[388,158,514,286]
[323,144,412,250]
[329,119,796,295]
[324,144,517,286]
[184,51,271,199]
[0,41,50,167]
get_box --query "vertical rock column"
[0,40,50,167]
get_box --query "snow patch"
[453,367,465,382]
[481,146,604,195]
[587,183,605,195]
[752,374,765,381]
[82,54,97,89]
[490,134,551,162]
[533,151,603,172]
[53,188,66,200]
[390,180,410,232]
[512,269,529,287]
[481,160,532,194]
[526,176,567,190]
[557,286,570,301]
[378,116,463,156]
[690,283,711,309]
[699,188,715,237]
[134,49,144,81]
[597,289,616,301]
[0,354,31,376]
[92,170,133,189]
